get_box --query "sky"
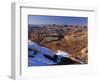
[28,15,88,26]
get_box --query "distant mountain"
[28,24,87,33]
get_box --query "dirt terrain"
[28,25,88,64]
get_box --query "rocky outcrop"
[80,47,88,64]
[28,25,88,64]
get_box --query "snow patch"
[56,50,70,58]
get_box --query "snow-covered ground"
[56,50,70,58]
